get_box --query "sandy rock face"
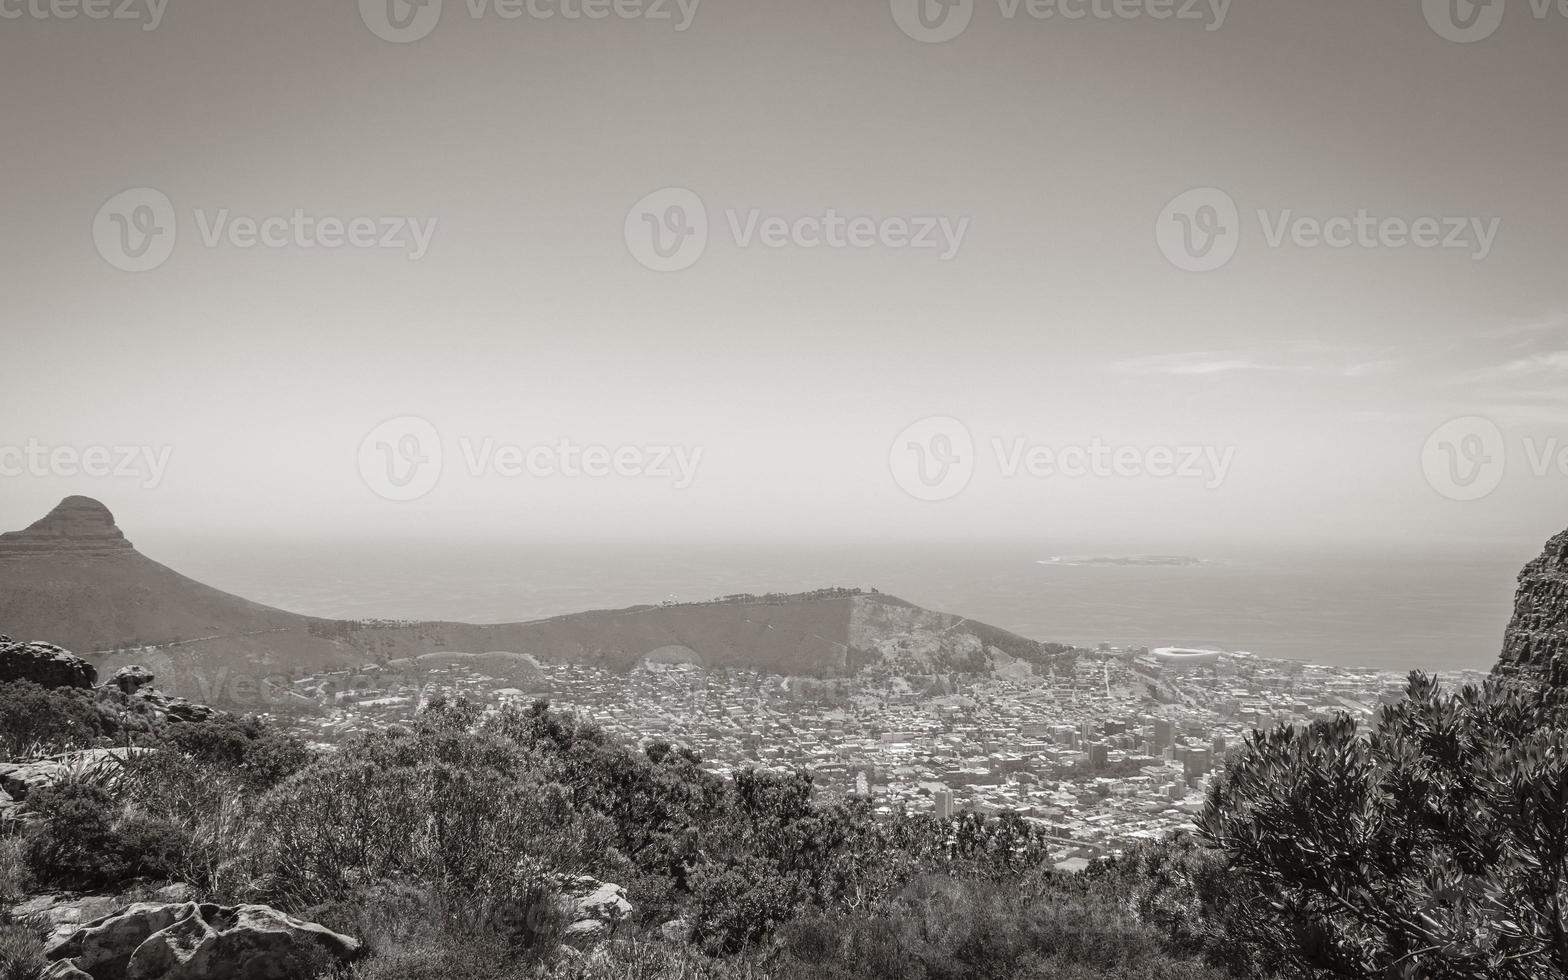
[43,901,361,980]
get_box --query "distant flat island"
[1038,555,1214,568]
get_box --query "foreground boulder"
[552,874,632,939]
[0,637,96,689]
[1497,528,1568,686]
[13,896,125,945]
[44,901,360,980]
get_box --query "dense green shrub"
[0,681,119,758]
[159,714,312,790]
[20,782,124,889]
[19,782,187,891]
[230,705,618,909]
[1199,673,1568,980]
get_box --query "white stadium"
[1150,646,1223,667]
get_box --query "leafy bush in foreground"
[0,681,121,758]
[19,782,187,892]
[1199,673,1568,980]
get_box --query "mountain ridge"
[0,497,1065,705]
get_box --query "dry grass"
[0,914,47,980]
[0,838,26,909]
[0,840,45,980]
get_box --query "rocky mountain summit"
[1496,528,1568,685]
[0,496,135,559]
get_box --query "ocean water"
[152,538,1532,674]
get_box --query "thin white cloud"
[1110,347,1397,379]
[1492,351,1568,377]
[1481,310,1568,340]
[1119,355,1268,376]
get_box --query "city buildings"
[270,648,1482,864]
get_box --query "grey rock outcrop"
[107,665,157,695]
[131,690,216,724]
[1496,529,1568,686]
[44,901,360,980]
[0,639,96,689]
[552,875,632,939]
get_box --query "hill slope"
[0,497,317,651]
[344,588,1061,677]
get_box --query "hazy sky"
[3,0,1567,552]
